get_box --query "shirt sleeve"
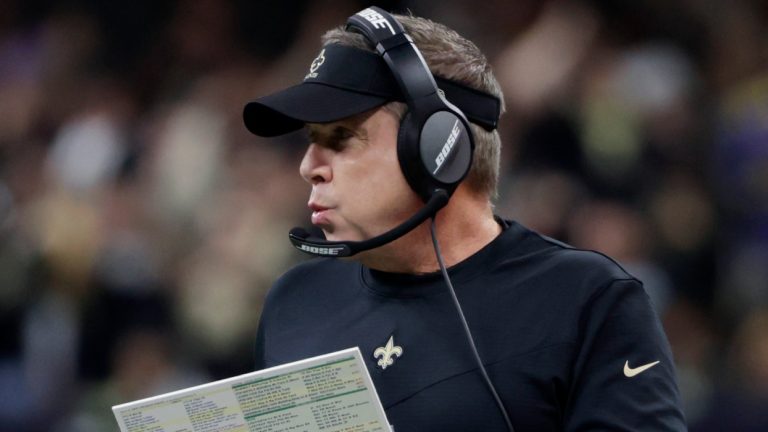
[564,278,687,431]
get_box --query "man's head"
[244,9,505,200]
[244,8,505,264]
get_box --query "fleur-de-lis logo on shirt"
[373,335,403,370]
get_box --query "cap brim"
[243,83,389,137]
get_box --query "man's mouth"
[309,203,333,226]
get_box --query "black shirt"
[254,220,687,431]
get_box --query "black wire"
[430,217,515,432]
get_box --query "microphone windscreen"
[289,227,310,239]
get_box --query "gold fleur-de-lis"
[373,335,403,370]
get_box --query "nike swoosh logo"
[624,360,660,377]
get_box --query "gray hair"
[321,13,505,199]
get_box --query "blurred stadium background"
[1,0,767,430]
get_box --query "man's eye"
[326,128,355,151]
[335,128,355,140]
[307,126,358,151]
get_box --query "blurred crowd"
[0,0,766,430]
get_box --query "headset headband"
[346,7,441,104]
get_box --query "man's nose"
[299,143,333,184]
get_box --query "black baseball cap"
[243,44,501,137]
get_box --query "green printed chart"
[113,348,391,432]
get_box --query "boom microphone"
[289,189,450,257]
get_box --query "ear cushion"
[397,110,412,159]
[397,110,432,202]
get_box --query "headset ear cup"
[418,111,473,192]
[397,109,474,202]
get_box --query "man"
[243,6,686,431]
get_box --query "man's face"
[300,107,421,244]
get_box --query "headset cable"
[430,217,515,432]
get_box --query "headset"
[290,7,516,432]
[346,7,474,202]
[288,5,473,257]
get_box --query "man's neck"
[355,188,501,274]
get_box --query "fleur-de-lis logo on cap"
[373,335,403,370]
[309,49,325,73]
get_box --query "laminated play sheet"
[112,347,391,432]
